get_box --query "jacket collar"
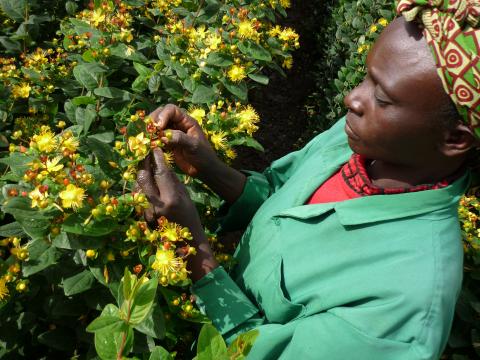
[273,142,471,225]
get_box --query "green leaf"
[0,222,25,237]
[192,85,216,104]
[72,96,96,106]
[62,214,115,237]
[23,239,59,277]
[2,197,55,239]
[197,323,228,360]
[63,270,96,296]
[237,41,272,62]
[73,63,107,90]
[134,302,166,339]
[88,131,114,143]
[149,346,174,360]
[161,76,184,99]
[75,105,97,135]
[86,136,120,177]
[227,329,259,358]
[110,43,148,62]
[122,267,135,302]
[95,324,133,360]
[65,1,78,16]
[133,62,151,77]
[248,73,269,85]
[128,277,158,325]
[207,52,233,67]
[221,80,247,101]
[87,315,125,333]
[132,75,148,93]
[94,87,134,101]
[0,0,26,22]
[0,153,35,178]
[229,137,264,152]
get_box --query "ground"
[233,1,325,172]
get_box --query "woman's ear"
[441,122,477,157]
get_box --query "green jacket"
[192,117,469,360]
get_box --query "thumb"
[151,148,181,194]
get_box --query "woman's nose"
[344,86,364,116]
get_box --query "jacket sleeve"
[217,117,347,232]
[192,266,413,360]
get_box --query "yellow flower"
[225,148,237,160]
[59,184,86,210]
[369,24,378,34]
[128,132,150,158]
[280,0,291,7]
[61,136,79,153]
[378,18,389,27]
[29,186,48,209]
[44,156,64,173]
[205,33,222,50]
[238,20,258,40]
[159,221,181,242]
[227,65,246,82]
[152,249,184,277]
[32,127,57,153]
[357,44,370,54]
[236,105,260,135]
[0,277,9,301]
[120,28,133,43]
[189,107,206,123]
[91,9,106,27]
[268,25,282,37]
[279,27,299,43]
[210,131,228,150]
[11,83,31,99]
[282,57,293,69]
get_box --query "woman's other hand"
[151,104,220,178]
[136,147,218,281]
[150,104,247,204]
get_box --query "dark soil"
[232,1,326,172]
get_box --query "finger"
[144,207,157,228]
[155,104,199,133]
[147,106,164,124]
[155,104,183,129]
[136,155,161,205]
[151,148,182,194]
[161,129,193,149]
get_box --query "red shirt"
[307,154,450,205]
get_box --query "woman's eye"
[374,95,389,107]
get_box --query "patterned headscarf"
[396,0,480,138]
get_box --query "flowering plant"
[0,0,298,357]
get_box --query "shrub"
[0,0,298,358]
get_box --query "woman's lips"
[345,117,360,140]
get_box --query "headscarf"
[396,0,480,138]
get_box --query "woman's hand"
[150,104,247,204]
[151,104,220,178]
[137,147,200,229]
[136,147,218,282]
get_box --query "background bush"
[0,0,297,358]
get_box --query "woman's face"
[343,17,453,166]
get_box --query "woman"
[137,2,479,359]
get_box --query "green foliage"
[307,0,395,132]
[195,323,258,360]
[0,0,292,357]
